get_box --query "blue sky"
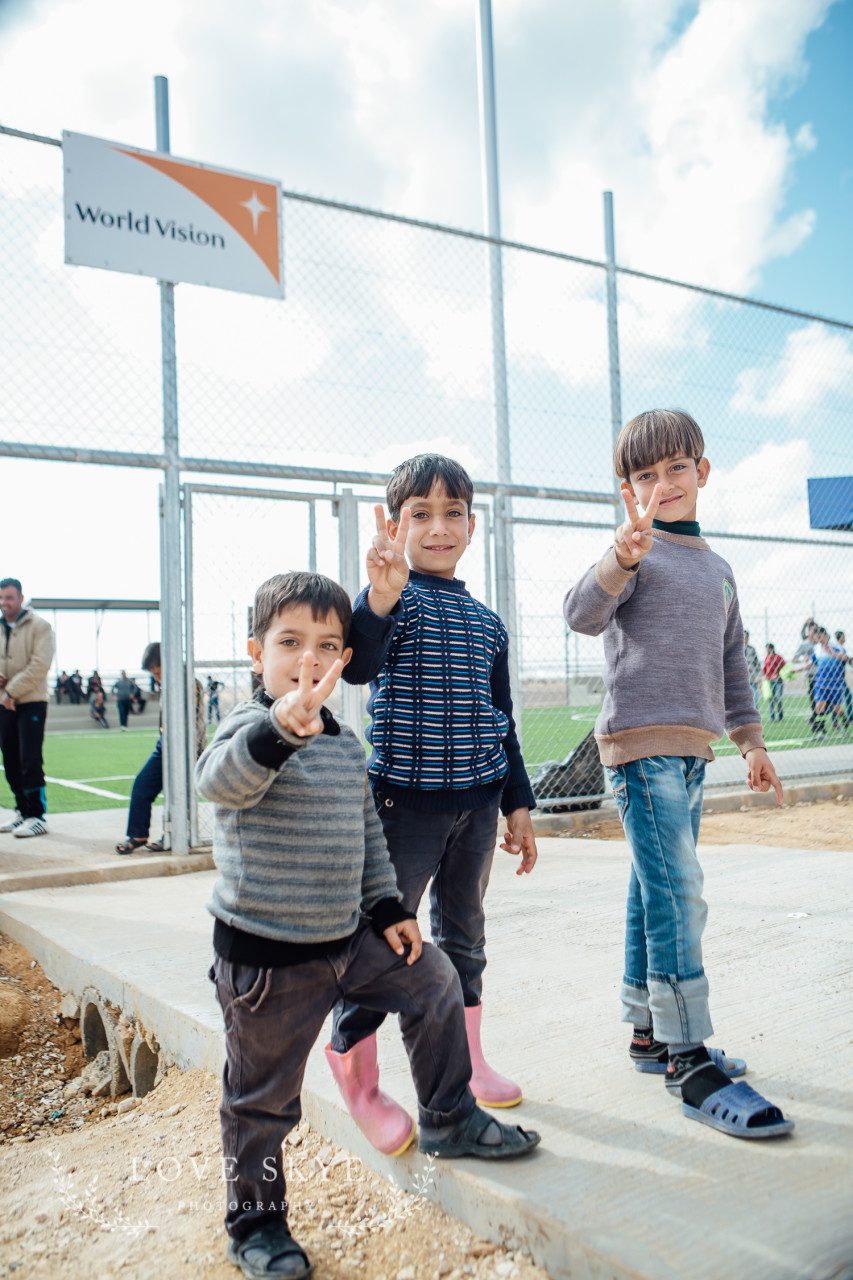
[759,0,852,318]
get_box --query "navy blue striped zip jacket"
[344,570,535,816]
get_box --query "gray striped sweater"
[197,695,401,943]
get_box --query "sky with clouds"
[1,0,851,677]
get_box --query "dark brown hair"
[613,409,705,480]
[141,642,161,672]
[252,572,352,643]
[385,454,474,522]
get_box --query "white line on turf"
[74,775,135,783]
[44,776,128,801]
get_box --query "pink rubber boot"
[325,1034,416,1156]
[464,1004,523,1108]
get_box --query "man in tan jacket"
[0,579,54,838]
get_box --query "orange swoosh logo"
[117,149,280,283]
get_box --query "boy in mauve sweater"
[565,409,794,1141]
[198,572,539,1280]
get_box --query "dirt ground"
[0,937,548,1280]
[578,793,853,851]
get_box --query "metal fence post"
[475,0,522,736]
[336,488,363,736]
[155,75,190,854]
[603,191,624,521]
[182,486,200,847]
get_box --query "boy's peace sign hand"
[614,483,663,569]
[367,505,411,617]
[274,652,345,738]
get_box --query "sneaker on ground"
[0,811,24,833]
[13,817,48,838]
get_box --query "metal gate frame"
[182,482,496,847]
[183,482,333,847]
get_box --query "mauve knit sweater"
[564,528,765,766]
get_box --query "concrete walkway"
[706,740,853,786]
[0,808,212,894]
[1,838,851,1279]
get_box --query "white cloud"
[503,0,832,292]
[703,437,813,535]
[731,324,853,419]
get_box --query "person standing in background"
[0,579,55,839]
[834,631,853,724]
[743,630,761,710]
[206,675,223,725]
[115,643,206,855]
[762,644,786,723]
[792,619,820,734]
[112,669,135,730]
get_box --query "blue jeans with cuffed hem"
[606,755,713,1045]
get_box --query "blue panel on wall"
[807,476,853,531]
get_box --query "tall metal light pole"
[155,75,190,854]
[474,0,521,719]
[603,190,624,520]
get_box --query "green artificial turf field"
[1,694,848,815]
[0,727,161,815]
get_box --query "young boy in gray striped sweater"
[198,572,539,1280]
[565,409,794,1142]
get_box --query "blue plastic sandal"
[664,1047,747,1093]
[682,1080,794,1139]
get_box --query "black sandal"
[419,1104,540,1160]
[115,837,148,856]
[226,1223,313,1278]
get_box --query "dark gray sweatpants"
[210,921,474,1241]
[333,798,500,1051]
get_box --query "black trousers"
[117,699,132,727]
[0,702,48,818]
[333,798,499,1051]
[211,923,474,1241]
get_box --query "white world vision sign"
[63,131,284,299]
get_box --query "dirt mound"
[0,937,550,1279]
[0,986,30,1056]
[0,937,99,1142]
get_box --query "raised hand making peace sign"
[366,504,412,617]
[274,652,345,738]
[614,483,663,570]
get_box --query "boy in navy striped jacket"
[325,454,537,1152]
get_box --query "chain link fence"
[2,125,852,843]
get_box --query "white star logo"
[240,191,270,236]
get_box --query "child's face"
[390,482,475,580]
[250,605,352,701]
[626,452,710,523]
